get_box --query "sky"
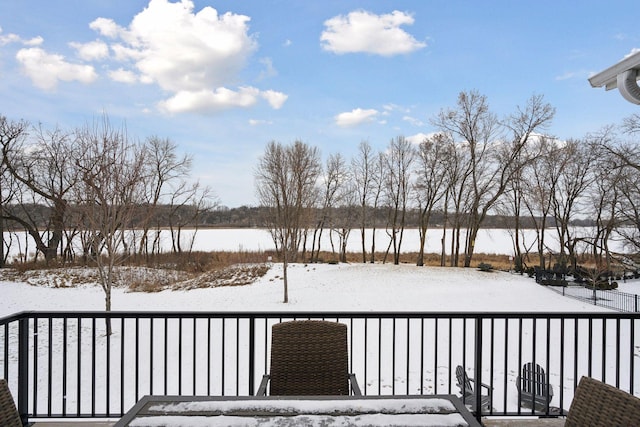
[0,0,639,208]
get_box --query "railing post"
[248,317,255,396]
[18,317,29,426]
[474,316,483,422]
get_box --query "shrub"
[478,262,493,272]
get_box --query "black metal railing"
[1,311,639,425]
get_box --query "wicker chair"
[0,379,23,427]
[257,320,362,396]
[565,376,640,427]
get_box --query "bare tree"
[551,138,598,270]
[414,133,450,266]
[167,180,216,254]
[603,120,640,254]
[622,113,640,135]
[368,151,386,263]
[331,171,357,263]
[138,136,192,257]
[0,116,28,267]
[521,136,563,268]
[255,140,321,303]
[1,121,79,263]
[616,160,640,253]
[589,150,621,272]
[351,141,376,263]
[433,91,554,267]
[383,136,415,265]
[74,118,146,328]
[310,153,348,262]
[442,140,473,266]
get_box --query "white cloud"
[109,67,138,83]
[86,0,286,113]
[0,27,43,46]
[258,57,277,80]
[402,115,424,126]
[406,132,437,145]
[321,10,426,56]
[555,71,577,81]
[261,90,287,109]
[89,17,122,38]
[70,40,109,61]
[158,86,288,114]
[249,119,273,126]
[335,108,379,127]
[15,47,97,90]
[158,86,263,113]
[114,0,257,92]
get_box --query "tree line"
[0,115,216,267]
[255,90,640,286]
[0,114,215,321]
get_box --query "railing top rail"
[2,310,638,324]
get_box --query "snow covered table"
[114,394,481,427]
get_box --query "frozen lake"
[2,226,629,261]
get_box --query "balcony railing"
[1,311,639,424]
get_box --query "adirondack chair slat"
[516,362,556,413]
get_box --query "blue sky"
[1,0,638,207]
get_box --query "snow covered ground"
[0,262,627,316]
[1,230,639,421]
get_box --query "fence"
[548,284,640,313]
[1,311,639,424]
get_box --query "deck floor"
[32,418,566,426]
[483,417,565,426]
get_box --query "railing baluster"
[163,318,167,396]
[77,317,81,416]
[120,317,125,415]
[150,318,154,395]
[91,317,96,418]
[193,318,197,395]
[221,318,226,395]
[178,318,183,395]
[62,317,67,417]
[32,319,38,417]
[18,317,29,425]
[0,311,639,422]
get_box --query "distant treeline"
[1,203,594,230]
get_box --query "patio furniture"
[0,379,22,427]
[455,365,492,411]
[257,320,361,396]
[564,376,640,427]
[516,362,555,412]
[113,394,483,427]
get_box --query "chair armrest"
[349,373,362,396]
[468,377,493,393]
[256,374,270,396]
[478,381,493,393]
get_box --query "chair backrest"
[268,320,349,396]
[520,362,547,395]
[0,379,23,427]
[565,376,640,427]
[455,365,473,394]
